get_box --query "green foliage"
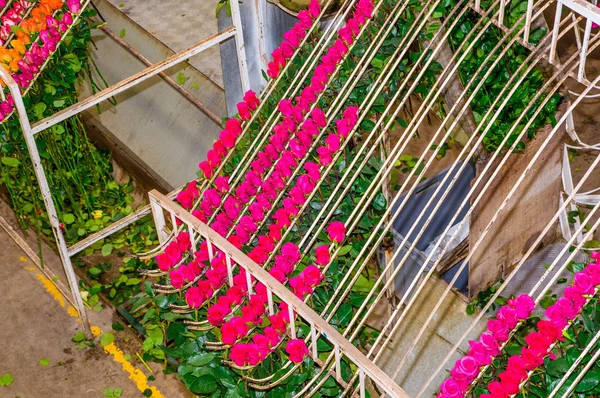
[0,373,14,386]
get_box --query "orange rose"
[10,39,26,55]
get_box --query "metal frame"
[147,189,410,398]
[3,0,599,395]
[0,0,251,337]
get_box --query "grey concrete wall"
[80,0,226,190]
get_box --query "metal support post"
[0,67,92,338]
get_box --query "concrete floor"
[0,203,192,398]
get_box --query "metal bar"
[229,0,251,93]
[97,24,223,126]
[149,195,168,244]
[30,27,237,135]
[147,190,410,398]
[524,0,534,41]
[578,18,592,81]
[550,0,563,64]
[549,328,600,398]
[0,67,92,338]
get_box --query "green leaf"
[101,243,114,256]
[143,389,153,397]
[540,295,555,309]
[1,157,20,167]
[39,358,50,366]
[335,303,353,327]
[72,332,86,342]
[191,82,199,90]
[146,325,164,346]
[575,370,600,393]
[112,322,125,332]
[88,267,102,277]
[119,29,126,38]
[188,374,218,394]
[0,373,14,386]
[177,72,190,85]
[338,245,352,256]
[187,353,215,367]
[100,332,115,347]
[63,213,75,224]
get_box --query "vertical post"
[498,0,506,26]
[246,271,253,296]
[267,289,274,315]
[334,345,342,380]
[229,0,251,93]
[150,194,168,244]
[0,68,91,338]
[578,18,592,82]
[288,305,296,339]
[226,254,234,286]
[550,1,563,65]
[311,324,318,357]
[524,0,534,42]
[359,370,366,398]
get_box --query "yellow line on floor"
[91,326,166,398]
[12,234,167,398]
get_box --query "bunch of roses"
[155,232,192,272]
[196,90,259,180]
[208,102,359,335]
[266,0,320,79]
[225,222,346,367]
[437,294,536,398]
[438,253,600,398]
[170,0,370,339]
[0,0,31,44]
[190,0,373,238]
[0,0,79,120]
[478,258,600,398]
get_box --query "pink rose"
[546,304,568,329]
[487,319,509,342]
[583,263,600,285]
[269,312,288,334]
[537,320,563,341]
[186,285,211,308]
[326,221,346,243]
[506,356,527,379]
[480,332,500,356]
[315,245,330,266]
[468,341,492,366]
[521,346,544,370]
[286,339,309,363]
[303,265,324,287]
[455,356,479,379]
[230,344,251,366]
[169,269,185,289]
[243,90,259,110]
[439,378,463,398]
[498,370,524,395]
[497,306,519,329]
[487,381,508,398]
[525,331,550,353]
[509,294,535,320]
[555,297,579,319]
[573,272,595,295]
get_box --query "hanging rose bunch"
[155,232,191,272]
[438,252,600,398]
[267,0,321,79]
[226,221,345,367]
[0,0,32,44]
[437,295,535,398]
[0,0,80,121]
[196,90,258,180]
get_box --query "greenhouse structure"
[1,0,600,396]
